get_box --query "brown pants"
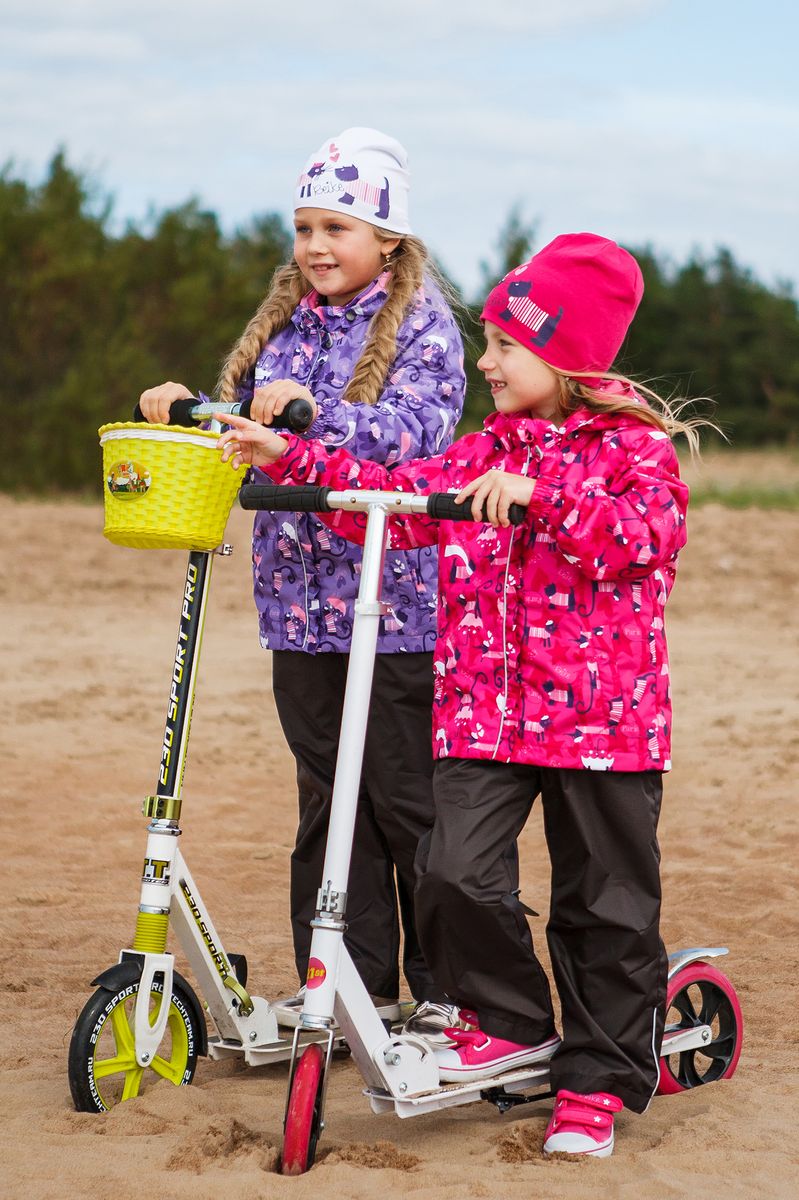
[415,758,667,1112]
[272,650,437,1001]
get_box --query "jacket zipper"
[491,445,533,759]
[294,319,326,651]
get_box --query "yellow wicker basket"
[99,422,245,550]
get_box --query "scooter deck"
[362,1023,712,1118]
[364,1062,553,1117]
[207,1028,348,1066]
[271,996,413,1029]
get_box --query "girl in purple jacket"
[214,233,709,1158]
[138,127,465,1027]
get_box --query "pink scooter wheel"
[282,1043,325,1175]
[658,962,743,1095]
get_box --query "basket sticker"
[107,460,151,496]
[306,958,327,989]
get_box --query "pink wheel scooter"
[237,482,744,1175]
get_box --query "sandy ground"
[2,491,798,1199]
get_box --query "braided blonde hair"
[215,230,434,408]
[215,262,307,405]
[552,369,717,457]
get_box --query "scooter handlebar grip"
[426,493,527,525]
[130,396,315,432]
[239,484,333,512]
[237,396,315,432]
[131,397,197,426]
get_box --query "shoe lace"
[415,1001,456,1022]
[408,1001,477,1033]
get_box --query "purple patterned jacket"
[239,270,465,653]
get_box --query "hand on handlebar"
[250,381,317,427]
[138,381,194,424]
[214,410,290,470]
[456,470,534,527]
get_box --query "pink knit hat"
[480,233,644,375]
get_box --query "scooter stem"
[320,503,389,888]
[300,502,390,1024]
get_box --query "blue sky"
[1,1,796,299]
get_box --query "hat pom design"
[334,166,391,222]
[500,280,563,349]
[480,233,644,375]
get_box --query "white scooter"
[235,483,744,1175]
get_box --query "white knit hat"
[294,127,412,235]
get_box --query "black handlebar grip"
[239,484,333,513]
[426,493,527,525]
[131,395,315,432]
[131,397,197,426]
[237,396,315,432]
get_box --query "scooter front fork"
[122,818,182,1065]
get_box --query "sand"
[2,493,798,1199]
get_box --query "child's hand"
[251,381,317,426]
[214,411,289,470]
[456,471,535,527]
[138,381,193,423]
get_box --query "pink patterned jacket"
[265,402,690,772]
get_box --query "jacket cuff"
[528,472,562,520]
[261,435,315,483]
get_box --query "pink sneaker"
[435,1027,560,1082]
[543,1089,623,1158]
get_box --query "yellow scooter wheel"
[68,977,201,1112]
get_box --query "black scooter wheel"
[68,977,201,1112]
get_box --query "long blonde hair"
[215,230,437,407]
[551,369,717,457]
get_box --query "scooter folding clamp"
[143,795,183,821]
[354,600,391,616]
[373,1032,439,1099]
[316,884,347,916]
[223,973,255,1017]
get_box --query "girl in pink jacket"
[216,233,698,1158]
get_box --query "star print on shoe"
[543,1089,624,1157]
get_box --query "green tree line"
[2,153,797,492]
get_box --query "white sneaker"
[401,1001,477,1046]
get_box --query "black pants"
[415,758,667,1112]
[272,650,437,1001]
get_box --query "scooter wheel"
[281,1043,325,1175]
[657,962,743,1095]
[68,977,201,1112]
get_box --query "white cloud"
[3,0,662,52]
[1,1,796,297]
[2,28,144,62]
